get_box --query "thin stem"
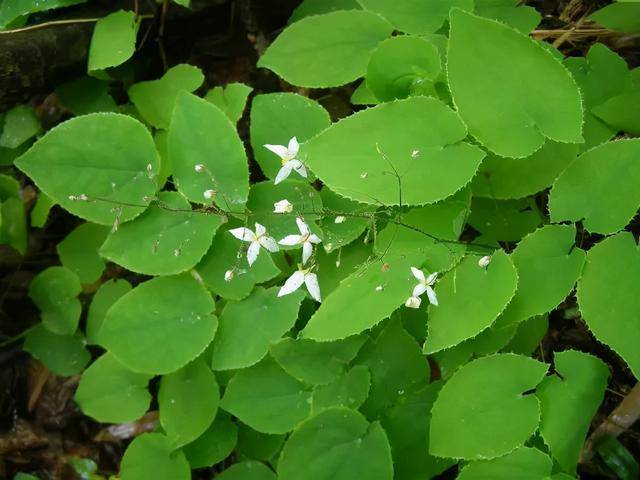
[0,14,155,35]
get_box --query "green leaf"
[159,359,219,447]
[289,0,360,23]
[183,412,237,468]
[100,191,222,275]
[205,82,253,124]
[350,81,379,106]
[75,353,151,423]
[86,279,132,344]
[0,0,86,29]
[302,256,422,341]
[278,407,393,480]
[257,10,393,88]
[474,0,541,33]
[88,10,138,72]
[447,9,583,158]
[28,266,81,335]
[270,335,365,385]
[169,91,249,208]
[311,365,371,412]
[468,197,543,242]
[381,382,455,480]
[496,225,586,328]
[15,113,159,225]
[502,314,549,356]
[549,139,640,234]
[57,222,109,284]
[0,197,27,255]
[355,319,430,417]
[56,77,117,116]
[590,3,640,33]
[0,105,41,148]
[365,35,441,102]
[429,353,548,460]
[30,192,55,228]
[304,96,485,206]
[211,287,304,370]
[457,447,553,480]
[216,461,276,480]
[471,142,578,199]
[128,64,204,129]
[195,224,280,300]
[593,91,640,136]
[237,424,285,461]
[250,93,330,180]
[220,356,312,434]
[120,433,190,480]
[577,232,640,378]
[319,188,374,253]
[99,274,217,374]
[537,350,609,474]
[357,0,473,34]
[24,324,90,376]
[316,239,373,297]
[424,250,518,354]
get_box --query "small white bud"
[173,248,181,257]
[411,149,420,158]
[273,199,293,214]
[360,172,368,179]
[334,215,346,224]
[375,285,384,292]
[203,189,216,199]
[224,269,235,282]
[194,164,206,173]
[405,296,422,309]
[478,255,492,268]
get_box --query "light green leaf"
[250,93,330,180]
[0,197,27,254]
[212,287,304,371]
[75,353,151,423]
[183,412,237,468]
[88,10,138,72]
[350,80,379,105]
[278,407,393,480]
[302,256,422,341]
[195,223,280,301]
[169,91,249,208]
[15,113,159,225]
[220,356,312,434]
[593,91,640,136]
[57,223,109,284]
[457,447,553,480]
[0,105,41,148]
[549,139,640,234]
[590,3,640,33]
[468,197,543,242]
[56,77,117,115]
[577,232,640,378]
[474,0,541,33]
[289,0,361,23]
[537,350,609,474]
[316,238,373,297]
[159,359,219,447]
[270,335,365,385]
[237,424,285,461]
[120,433,190,480]
[128,64,204,129]
[99,274,217,374]
[217,461,276,480]
[447,9,583,158]
[319,188,374,253]
[28,266,81,335]
[257,10,393,88]
[86,279,132,344]
[502,314,549,356]
[311,365,371,412]
[472,142,578,199]
[424,250,518,354]
[429,353,548,460]
[30,192,55,228]
[303,96,485,206]
[100,191,222,275]
[357,0,473,34]
[205,82,253,124]
[24,324,90,376]
[355,319,429,417]
[365,35,441,102]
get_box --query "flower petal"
[288,137,299,156]
[247,241,261,266]
[259,235,279,253]
[302,241,313,265]
[278,270,305,297]
[304,273,321,302]
[405,296,421,309]
[292,161,307,178]
[412,283,428,298]
[308,234,322,244]
[426,272,438,285]
[255,223,266,237]
[426,286,438,306]
[274,163,294,185]
[229,227,255,242]
[411,267,426,283]
[296,217,310,235]
[264,143,288,158]
[278,234,303,246]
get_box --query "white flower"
[406,267,438,308]
[274,199,293,214]
[224,269,235,282]
[203,189,216,199]
[228,223,279,266]
[278,217,321,265]
[478,255,492,268]
[195,164,206,173]
[264,137,308,184]
[278,266,321,302]
[334,215,346,224]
